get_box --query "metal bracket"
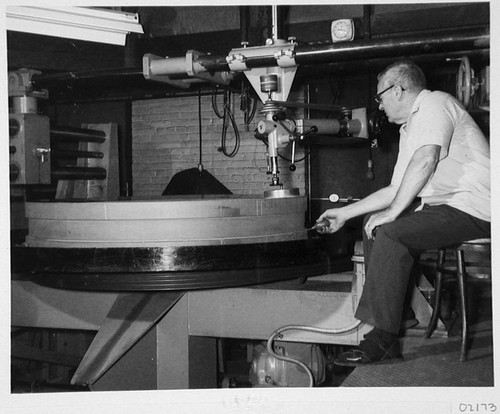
[187,50,233,85]
[142,53,190,88]
[143,52,233,88]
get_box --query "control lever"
[301,125,318,137]
[272,114,297,138]
[308,218,329,231]
[271,114,300,172]
[34,147,51,163]
[289,141,296,171]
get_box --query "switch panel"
[9,114,51,184]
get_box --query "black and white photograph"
[1,1,497,413]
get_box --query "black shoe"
[334,330,403,367]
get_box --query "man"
[315,60,490,366]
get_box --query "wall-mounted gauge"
[331,19,355,43]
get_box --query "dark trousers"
[355,203,490,334]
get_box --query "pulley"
[456,55,478,109]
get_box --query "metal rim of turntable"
[12,240,350,291]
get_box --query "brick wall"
[131,93,306,198]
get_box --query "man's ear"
[394,85,405,101]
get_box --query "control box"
[9,113,51,184]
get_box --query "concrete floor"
[339,320,494,387]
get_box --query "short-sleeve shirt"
[390,89,490,221]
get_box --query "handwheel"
[456,56,472,108]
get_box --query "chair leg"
[425,248,446,338]
[457,249,468,362]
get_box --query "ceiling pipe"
[180,26,490,74]
[295,48,489,79]
[31,67,143,89]
[227,26,488,71]
[31,26,488,90]
[294,27,488,66]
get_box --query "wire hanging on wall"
[211,87,240,158]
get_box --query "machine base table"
[12,272,371,390]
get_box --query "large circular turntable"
[13,195,349,291]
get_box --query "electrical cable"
[211,88,224,118]
[241,82,258,130]
[211,87,240,157]
[246,96,258,125]
[265,320,363,387]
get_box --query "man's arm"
[315,184,398,234]
[364,144,440,239]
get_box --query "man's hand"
[364,208,398,239]
[314,208,348,234]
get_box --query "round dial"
[331,19,354,42]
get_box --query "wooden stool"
[425,238,491,361]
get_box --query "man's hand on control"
[314,208,348,234]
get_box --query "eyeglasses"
[374,85,395,104]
